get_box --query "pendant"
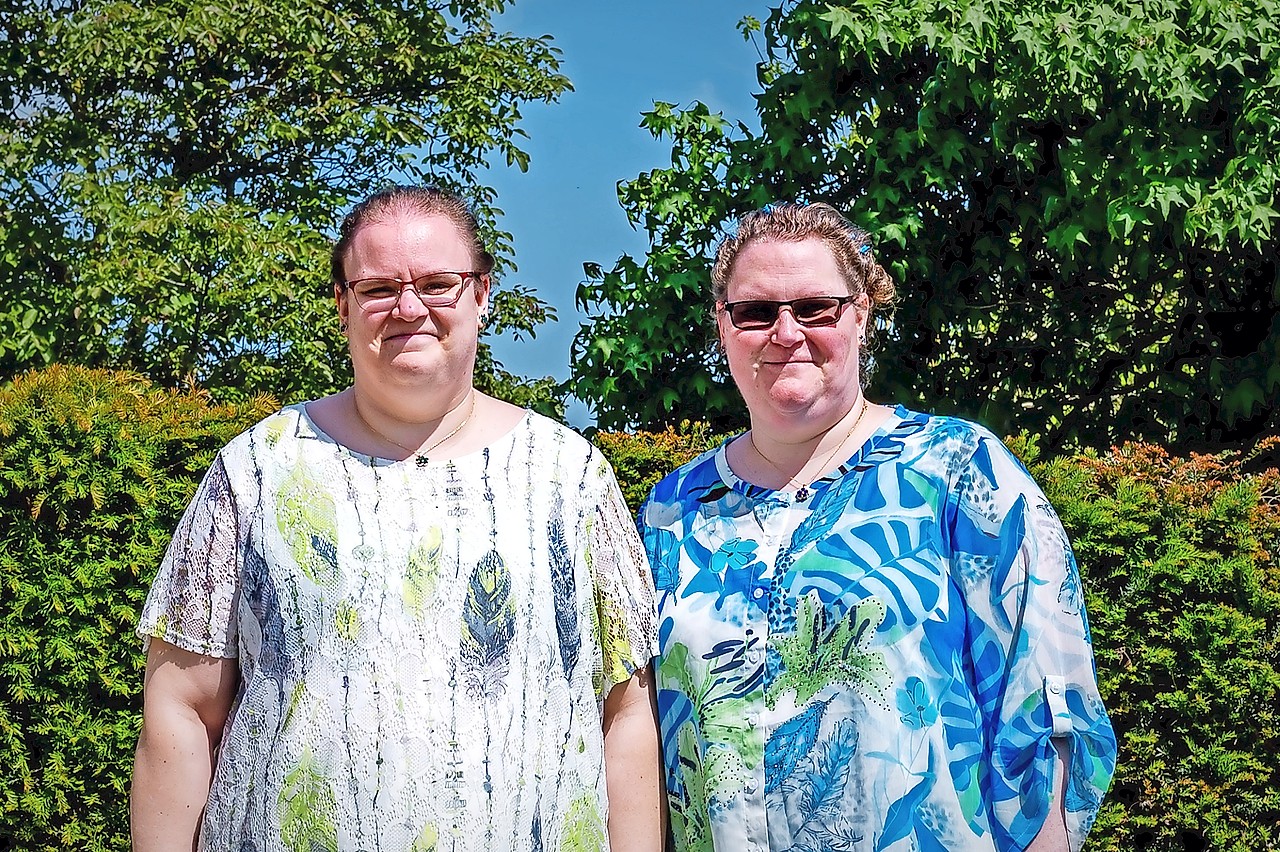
[415,455,429,468]
[794,485,810,501]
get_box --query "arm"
[603,663,664,852]
[131,638,239,852]
[1024,738,1071,852]
[947,429,1116,849]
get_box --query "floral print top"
[138,404,657,852]
[640,407,1115,852]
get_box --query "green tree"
[573,1,1280,449]
[0,0,569,413]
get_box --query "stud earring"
[339,321,348,333]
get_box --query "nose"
[391,285,430,320]
[770,305,804,345]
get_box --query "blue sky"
[480,1,771,424]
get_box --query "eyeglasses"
[342,271,481,312]
[719,295,858,330]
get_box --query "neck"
[349,381,474,451]
[352,373,472,425]
[750,395,866,462]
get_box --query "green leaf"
[571,0,1280,450]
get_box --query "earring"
[339,321,347,333]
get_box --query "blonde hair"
[711,202,897,384]
[712,202,895,310]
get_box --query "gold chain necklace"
[748,395,870,501]
[352,390,476,468]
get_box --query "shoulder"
[657,439,727,489]
[873,407,1041,499]
[518,411,614,478]
[217,403,301,458]
[521,410,594,455]
[891,407,1006,460]
[893,410,1049,520]
[642,440,731,518]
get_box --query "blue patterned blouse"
[640,407,1116,852]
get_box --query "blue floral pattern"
[641,408,1115,852]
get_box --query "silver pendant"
[795,485,810,501]
[415,455,429,467]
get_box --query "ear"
[474,273,492,314]
[854,292,871,336]
[715,307,731,352]
[335,283,349,329]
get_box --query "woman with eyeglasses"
[131,186,662,852]
[640,202,1115,851]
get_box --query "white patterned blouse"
[138,404,657,852]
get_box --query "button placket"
[735,490,786,852]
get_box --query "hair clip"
[761,202,778,214]
[858,244,872,255]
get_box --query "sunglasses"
[719,295,858,330]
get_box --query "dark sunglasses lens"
[792,298,841,325]
[731,302,780,329]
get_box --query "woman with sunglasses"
[132,186,662,852]
[640,202,1114,851]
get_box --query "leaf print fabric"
[641,407,1116,852]
[138,406,656,852]
[460,548,517,700]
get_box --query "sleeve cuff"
[1045,674,1073,735]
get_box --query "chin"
[744,387,815,416]
[763,376,823,404]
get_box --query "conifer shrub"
[2,387,1276,850]
[1030,439,1280,851]
[0,366,274,851]
[592,421,725,512]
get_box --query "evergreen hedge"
[1,366,1277,849]
[591,421,727,511]
[1032,439,1280,851]
[0,366,274,851]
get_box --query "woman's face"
[718,237,869,427]
[335,211,489,389]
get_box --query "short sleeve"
[945,430,1116,851]
[586,457,658,700]
[137,454,242,659]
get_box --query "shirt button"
[747,649,762,663]
[1049,682,1063,694]
[752,587,765,599]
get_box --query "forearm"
[131,704,219,852]
[603,666,664,852]
[1024,737,1071,852]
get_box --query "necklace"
[352,390,476,467]
[749,396,870,501]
